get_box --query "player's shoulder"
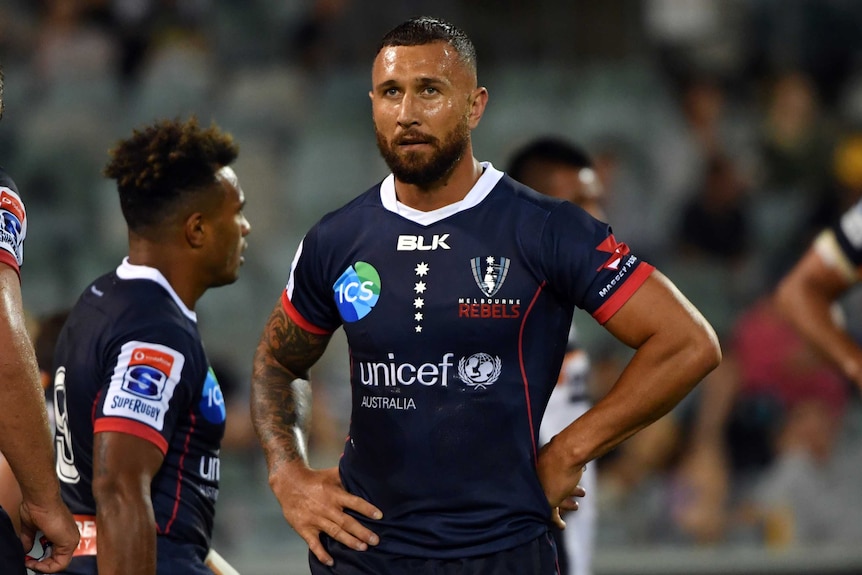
[77,271,201,341]
[317,182,383,226]
[497,174,572,215]
[499,173,601,229]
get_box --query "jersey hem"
[592,263,654,324]
[94,417,169,455]
[281,291,332,335]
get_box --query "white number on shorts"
[53,367,80,484]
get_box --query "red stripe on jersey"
[94,417,169,455]
[519,282,546,465]
[592,263,654,325]
[281,291,331,335]
[163,411,195,535]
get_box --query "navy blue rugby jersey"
[0,167,27,274]
[283,162,654,558]
[53,259,226,561]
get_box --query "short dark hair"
[507,137,593,182]
[104,117,238,233]
[378,16,477,75]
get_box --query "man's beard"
[375,121,470,187]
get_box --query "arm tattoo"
[251,302,331,472]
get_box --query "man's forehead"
[373,42,466,80]
[217,165,239,187]
[216,165,244,201]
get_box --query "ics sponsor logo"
[198,368,226,425]
[333,261,381,322]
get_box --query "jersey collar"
[379,161,504,226]
[116,258,197,323]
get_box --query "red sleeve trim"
[281,290,332,335]
[0,251,21,279]
[94,417,169,455]
[592,263,655,325]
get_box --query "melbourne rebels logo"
[333,261,381,322]
[122,347,173,399]
[470,256,510,297]
[457,353,502,390]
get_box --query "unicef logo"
[333,261,381,322]
[457,353,502,390]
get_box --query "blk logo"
[396,234,451,251]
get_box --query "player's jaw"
[375,120,470,187]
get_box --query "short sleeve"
[94,336,198,455]
[282,226,341,334]
[0,185,27,273]
[540,202,654,324]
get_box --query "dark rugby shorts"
[309,530,561,575]
[0,506,25,575]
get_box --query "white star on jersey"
[415,262,429,276]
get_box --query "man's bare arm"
[775,245,862,387]
[0,265,78,571]
[92,432,163,575]
[250,300,381,566]
[250,301,331,473]
[538,271,721,505]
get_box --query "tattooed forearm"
[250,302,331,473]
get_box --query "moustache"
[394,131,438,146]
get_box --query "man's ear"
[185,212,206,248]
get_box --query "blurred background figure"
[508,136,604,575]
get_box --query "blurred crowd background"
[5,0,862,573]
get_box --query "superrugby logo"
[457,353,502,390]
[595,235,631,271]
[333,261,381,322]
[470,256,510,297]
[122,347,174,399]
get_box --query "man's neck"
[127,240,202,310]
[394,156,483,212]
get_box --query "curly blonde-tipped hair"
[104,117,238,232]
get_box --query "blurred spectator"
[677,153,751,265]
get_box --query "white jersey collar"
[116,258,197,322]
[379,161,504,226]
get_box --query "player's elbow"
[686,319,722,380]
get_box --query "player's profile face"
[370,42,476,187]
[206,167,250,286]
